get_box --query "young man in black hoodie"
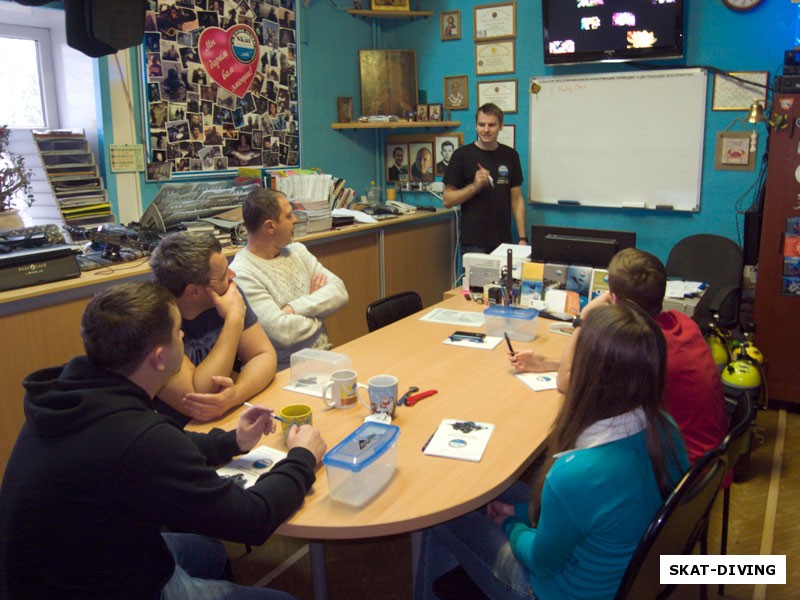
[0,281,326,599]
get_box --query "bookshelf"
[346,9,433,20]
[32,130,114,228]
[331,120,460,130]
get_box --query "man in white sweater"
[231,188,349,370]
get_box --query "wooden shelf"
[346,9,433,20]
[331,120,460,130]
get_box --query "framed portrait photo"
[416,104,429,122]
[428,103,443,122]
[715,130,756,171]
[370,0,410,11]
[474,2,516,41]
[409,142,434,183]
[477,79,517,113]
[386,143,409,182]
[435,133,463,177]
[440,10,461,41]
[444,75,468,111]
[475,40,515,76]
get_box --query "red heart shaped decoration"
[198,25,260,98]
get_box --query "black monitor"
[530,225,636,268]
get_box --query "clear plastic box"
[287,349,351,397]
[484,305,539,342]
[323,422,400,506]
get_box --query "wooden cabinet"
[753,94,800,406]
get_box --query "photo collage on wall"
[143,0,299,180]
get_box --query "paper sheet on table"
[420,308,486,327]
[665,279,706,298]
[331,208,377,224]
[217,445,288,488]
[515,371,559,392]
[283,374,331,398]
[443,335,502,350]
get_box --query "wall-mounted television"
[542,0,684,66]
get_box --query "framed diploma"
[477,79,517,113]
[474,2,516,41]
[712,71,769,111]
[475,40,515,76]
[497,124,515,149]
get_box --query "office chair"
[432,565,488,600]
[615,448,728,600]
[717,390,756,595]
[365,291,423,332]
[665,234,744,333]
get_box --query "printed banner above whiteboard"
[142,0,299,180]
[529,68,707,212]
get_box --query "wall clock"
[722,0,764,12]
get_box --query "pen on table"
[421,431,436,452]
[504,332,515,354]
[243,402,287,423]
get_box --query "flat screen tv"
[542,0,684,66]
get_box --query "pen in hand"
[477,162,494,187]
[243,402,287,423]
[504,332,515,354]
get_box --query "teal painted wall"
[100,0,797,262]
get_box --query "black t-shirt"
[443,142,523,251]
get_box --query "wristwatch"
[518,237,528,242]
[572,316,582,328]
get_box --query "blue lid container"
[323,422,400,473]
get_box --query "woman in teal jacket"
[415,302,690,600]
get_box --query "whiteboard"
[529,68,707,212]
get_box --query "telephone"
[384,200,416,214]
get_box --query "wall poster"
[142,0,299,179]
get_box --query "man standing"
[231,189,349,370]
[443,103,527,255]
[150,232,278,423]
[388,145,408,182]
[0,282,326,599]
[436,140,454,176]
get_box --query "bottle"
[367,181,382,207]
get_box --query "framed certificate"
[712,71,769,111]
[475,40,515,76]
[477,79,517,113]
[474,2,516,41]
[497,124,515,149]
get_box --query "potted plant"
[0,124,35,230]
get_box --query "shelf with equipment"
[331,120,460,130]
[346,9,433,20]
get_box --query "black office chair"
[665,234,744,333]
[432,565,488,600]
[365,290,423,332]
[717,390,756,595]
[615,448,728,600]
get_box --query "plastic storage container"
[484,305,539,342]
[323,422,400,506]
[288,349,351,396]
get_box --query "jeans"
[160,533,295,600]
[413,482,537,600]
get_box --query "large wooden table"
[189,294,567,597]
[0,210,455,481]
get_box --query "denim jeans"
[413,482,536,600]
[160,533,295,600]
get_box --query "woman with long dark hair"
[415,302,689,600]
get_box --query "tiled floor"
[227,408,799,599]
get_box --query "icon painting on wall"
[143,0,299,179]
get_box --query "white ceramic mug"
[358,374,399,417]
[322,369,362,409]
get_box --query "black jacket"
[0,356,316,599]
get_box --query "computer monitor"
[530,225,636,268]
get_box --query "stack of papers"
[665,279,706,298]
[291,199,332,235]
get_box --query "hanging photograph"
[474,2,516,41]
[371,0,410,10]
[714,131,756,171]
[435,133,463,176]
[444,75,468,110]
[359,50,418,118]
[141,0,300,177]
[409,142,434,183]
[440,10,461,41]
[386,143,409,182]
